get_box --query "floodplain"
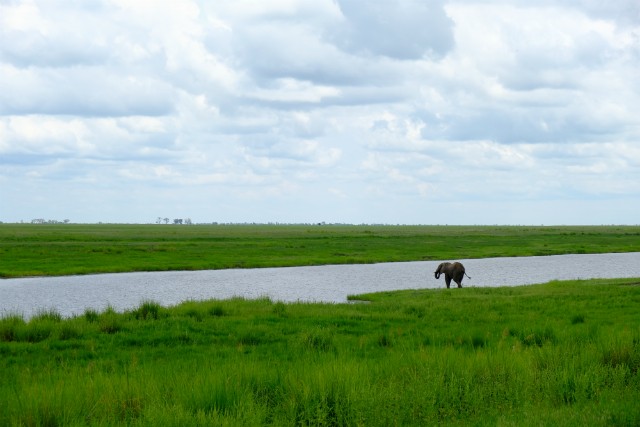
[1,224,639,425]
[1,223,639,277]
[1,279,639,425]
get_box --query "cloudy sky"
[1,0,639,225]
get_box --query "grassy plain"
[1,223,639,277]
[2,224,639,424]
[1,279,639,426]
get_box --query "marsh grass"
[1,223,639,277]
[1,278,639,425]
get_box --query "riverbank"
[3,252,640,319]
[2,278,639,425]
[2,224,639,277]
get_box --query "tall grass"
[1,278,639,425]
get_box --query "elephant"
[434,262,470,288]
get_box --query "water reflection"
[1,252,639,318]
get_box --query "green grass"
[1,224,639,277]
[1,278,639,426]
[2,224,639,424]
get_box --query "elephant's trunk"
[434,271,441,279]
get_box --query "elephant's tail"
[464,272,471,279]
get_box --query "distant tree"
[173,218,183,225]
[184,218,192,225]
[156,217,162,224]
[164,218,170,224]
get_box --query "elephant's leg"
[445,276,452,288]
[453,272,464,288]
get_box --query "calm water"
[1,252,639,318]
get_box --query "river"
[1,252,639,318]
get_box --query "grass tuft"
[84,309,99,323]
[99,306,122,334]
[131,300,164,320]
[0,314,24,342]
[32,308,62,323]
[571,314,586,324]
[208,305,226,317]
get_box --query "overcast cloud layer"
[1,0,639,224]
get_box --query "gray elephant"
[434,262,470,288]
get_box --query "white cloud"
[334,0,454,60]
[0,0,639,224]
[251,78,340,103]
